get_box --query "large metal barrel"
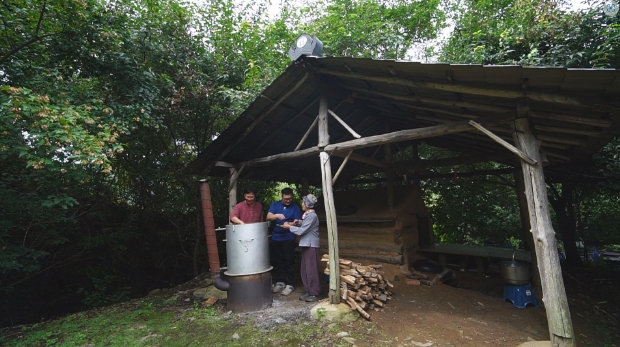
[225,222,272,276]
[499,260,531,286]
[226,272,273,312]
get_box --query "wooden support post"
[438,254,447,268]
[475,257,487,277]
[228,164,246,191]
[384,126,394,209]
[332,150,352,185]
[469,120,537,165]
[295,115,319,151]
[328,109,362,138]
[512,117,575,347]
[228,168,238,216]
[514,170,542,290]
[459,256,467,272]
[318,92,340,304]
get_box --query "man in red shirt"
[230,186,264,224]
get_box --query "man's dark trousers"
[271,239,296,285]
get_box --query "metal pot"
[499,249,531,286]
[225,222,272,276]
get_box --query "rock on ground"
[310,302,359,323]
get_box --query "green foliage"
[300,0,446,59]
[441,0,620,67]
[424,173,522,244]
[77,271,132,308]
[436,0,620,254]
[412,144,521,245]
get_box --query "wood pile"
[404,268,453,286]
[405,269,435,286]
[322,254,394,320]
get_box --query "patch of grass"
[1,298,341,347]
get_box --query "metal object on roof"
[186,56,620,185]
[288,34,323,61]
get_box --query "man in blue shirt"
[267,187,302,295]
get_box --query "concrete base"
[516,341,551,347]
[310,302,359,323]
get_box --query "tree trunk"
[514,171,541,290]
[513,117,575,347]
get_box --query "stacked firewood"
[321,254,394,320]
[405,270,435,286]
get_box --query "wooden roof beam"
[415,114,586,147]
[390,155,510,171]
[349,167,516,184]
[235,115,516,168]
[342,85,512,114]
[328,109,362,139]
[250,97,319,156]
[469,120,537,165]
[334,152,388,169]
[216,72,309,161]
[315,67,586,106]
[530,111,612,127]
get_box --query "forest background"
[1,0,619,327]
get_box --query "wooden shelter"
[186,55,620,347]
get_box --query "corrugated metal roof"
[186,56,620,186]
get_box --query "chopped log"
[324,256,393,319]
[412,270,429,279]
[347,296,371,320]
[340,259,353,268]
[372,299,384,307]
[340,275,359,289]
[406,279,421,286]
[204,296,218,306]
[341,269,361,277]
[420,279,434,286]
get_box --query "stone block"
[310,302,358,323]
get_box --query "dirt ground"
[3,259,616,347]
[252,260,619,347]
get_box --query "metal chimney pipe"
[199,179,229,291]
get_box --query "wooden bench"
[418,244,531,276]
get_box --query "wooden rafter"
[233,115,516,168]
[315,67,587,106]
[469,120,537,165]
[216,72,309,161]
